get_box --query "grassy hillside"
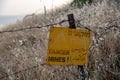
[0,0,120,80]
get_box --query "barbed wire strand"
[0,19,78,79]
[0,20,69,34]
[0,63,45,79]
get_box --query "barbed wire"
[0,19,79,79]
[0,18,120,79]
[0,63,45,79]
[0,18,119,36]
[0,63,79,79]
[0,19,70,34]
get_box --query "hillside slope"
[0,0,120,80]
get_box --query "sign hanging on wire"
[46,26,91,65]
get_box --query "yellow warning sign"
[46,27,91,65]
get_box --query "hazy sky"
[0,0,73,27]
[0,0,73,16]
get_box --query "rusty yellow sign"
[46,27,91,65]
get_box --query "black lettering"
[48,57,66,62]
[74,32,90,37]
[49,50,69,55]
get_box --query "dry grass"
[0,0,120,80]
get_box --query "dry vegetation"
[0,0,120,80]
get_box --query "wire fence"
[0,20,69,34]
[0,18,120,79]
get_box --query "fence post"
[67,14,76,29]
[67,14,85,80]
